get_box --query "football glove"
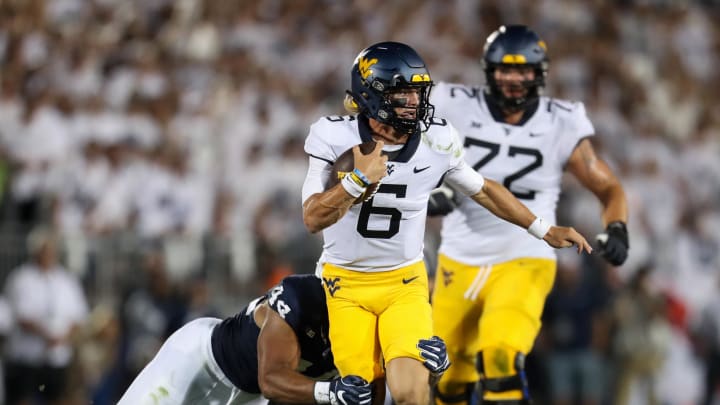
[596,221,629,266]
[417,336,451,377]
[329,375,372,405]
[428,186,456,216]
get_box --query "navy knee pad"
[476,351,530,404]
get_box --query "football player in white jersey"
[301,41,592,405]
[428,25,629,405]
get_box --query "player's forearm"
[597,182,628,226]
[303,186,357,233]
[568,142,628,225]
[471,179,534,229]
[259,369,318,404]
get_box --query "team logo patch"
[358,57,378,80]
[441,267,454,287]
[323,277,341,297]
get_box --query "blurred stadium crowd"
[0,0,718,404]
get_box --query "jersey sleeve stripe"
[309,154,334,165]
[550,100,572,112]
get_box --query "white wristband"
[527,217,551,239]
[341,173,366,198]
[314,381,331,404]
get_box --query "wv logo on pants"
[323,277,341,297]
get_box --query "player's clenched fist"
[596,221,629,265]
[352,141,387,184]
[417,336,451,377]
[322,375,372,405]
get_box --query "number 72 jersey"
[432,82,595,266]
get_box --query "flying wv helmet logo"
[358,57,378,80]
[441,267,454,287]
[323,277,341,297]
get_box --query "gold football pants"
[432,255,556,402]
[321,261,433,382]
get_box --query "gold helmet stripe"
[410,73,431,82]
[501,54,527,64]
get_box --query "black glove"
[329,375,372,405]
[417,336,451,377]
[596,221,629,266]
[428,186,456,216]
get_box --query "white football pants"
[118,317,264,405]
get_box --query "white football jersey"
[302,114,483,272]
[431,82,594,265]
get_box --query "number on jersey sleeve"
[267,281,300,326]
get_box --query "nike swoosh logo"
[402,276,420,284]
[529,132,543,137]
[338,391,348,405]
[413,166,430,173]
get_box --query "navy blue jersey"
[211,274,335,393]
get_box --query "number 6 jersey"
[431,82,594,265]
[302,114,485,272]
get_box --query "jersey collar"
[482,92,539,126]
[357,114,420,163]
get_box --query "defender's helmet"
[482,25,549,111]
[348,42,434,136]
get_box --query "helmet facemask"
[484,62,547,112]
[375,79,434,137]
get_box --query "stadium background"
[0,0,719,404]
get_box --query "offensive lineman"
[428,25,629,404]
[301,41,592,405]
